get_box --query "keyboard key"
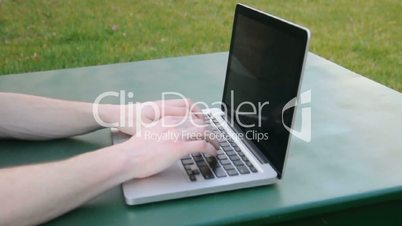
[216,135,226,142]
[184,165,192,170]
[241,156,249,161]
[186,170,193,175]
[220,142,230,147]
[223,164,235,171]
[199,166,214,179]
[249,166,258,173]
[188,174,197,181]
[234,146,241,152]
[227,169,239,176]
[192,169,200,175]
[181,159,194,165]
[192,153,202,157]
[217,149,225,155]
[229,155,240,161]
[222,146,233,151]
[233,160,243,166]
[213,167,227,178]
[225,150,236,156]
[245,161,253,167]
[181,155,191,160]
[237,165,250,174]
[220,159,231,165]
[193,156,204,162]
[217,154,227,160]
[206,157,218,168]
[238,152,245,157]
[196,161,207,167]
[205,156,216,162]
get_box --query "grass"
[0,0,401,91]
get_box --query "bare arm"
[0,92,118,140]
[0,144,128,226]
[0,117,216,226]
[0,93,214,226]
[0,92,201,140]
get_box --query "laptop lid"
[221,4,310,179]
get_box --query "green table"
[0,53,401,225]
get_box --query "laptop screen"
[222,4,309,178]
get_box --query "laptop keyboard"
[180,114,258,182]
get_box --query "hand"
[118,116,217,179]
[136,99,202,123]
[100,99,202,135]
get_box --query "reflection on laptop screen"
[222,6,308,178]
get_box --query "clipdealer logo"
[245,130,269,142]
[282,90,311,142]
[92,90,312,143]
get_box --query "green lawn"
[0,0,401,91]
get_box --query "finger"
[160,116,201,128]
[159,99,192,107]
[179,118,207,130]
[181,125,208,140]
[204,130,220,150]
[178,140,217,157]
[162,106,188,117]
[158,116,186,127]
[190,103,203,119]
[165,98,202,119]
[159,99,203,119]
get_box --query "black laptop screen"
[222,5,309,178]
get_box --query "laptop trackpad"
[122,163,191,202]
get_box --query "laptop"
[112,3,310,205]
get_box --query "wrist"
[82,142,135,185]
[114,138,144,181]
[97,104,121,128]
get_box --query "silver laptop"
[112,3,310,205]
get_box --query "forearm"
[0,142,132,226]
[0,114,216,226]
[0,92,119,140]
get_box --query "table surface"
[0,52,401,225]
